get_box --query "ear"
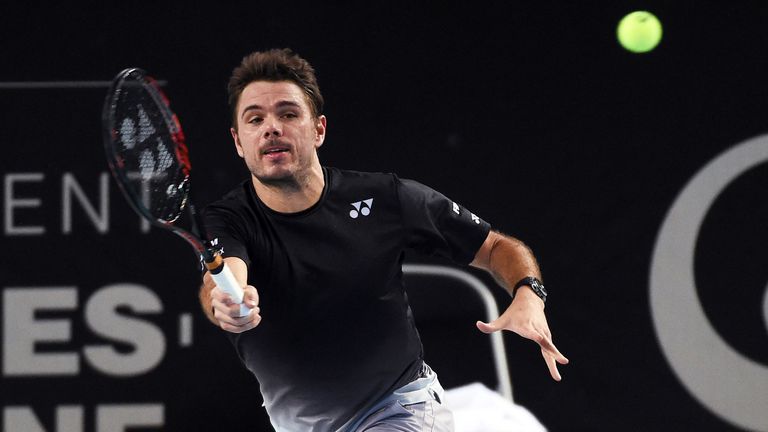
[314,115,327,149]
[231,127,245,158]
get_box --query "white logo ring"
[650,134,768,431]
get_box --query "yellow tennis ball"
[617,11,662,53]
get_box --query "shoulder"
[203,180,253,216]
[325,166,401,193]
[327,166,395,182]
[327,167,433,189]
[325,167,442,202]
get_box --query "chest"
[248,193,404,304]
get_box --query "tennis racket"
[102,68,250,316]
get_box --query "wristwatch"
[513,276,547,303]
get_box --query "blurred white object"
[445,382,547,432]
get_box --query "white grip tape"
[211,264,251,317]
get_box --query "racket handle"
[206,256,251,317]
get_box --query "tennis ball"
[617,11,662,53]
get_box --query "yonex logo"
[349,198,374,219]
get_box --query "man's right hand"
[210,284,262,333]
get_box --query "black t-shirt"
[203,167,491,431]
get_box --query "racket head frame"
[101,67,249,311]
[102,67,207,256]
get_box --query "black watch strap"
[513,276,547,303]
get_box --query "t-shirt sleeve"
[201,202,251,268]
[396,176,491,264]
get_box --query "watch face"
[530,279,547,300]
[514,277,546,301]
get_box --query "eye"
[281,112,298,119]
[247,116,263,124]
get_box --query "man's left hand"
[476,287,569,381]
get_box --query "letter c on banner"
[650,134,768,431]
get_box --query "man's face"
[231,81,326,185]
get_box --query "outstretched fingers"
[477,314,569,381]
[538,334,569,365]
[538,335,569,381]
[476,320,501,334]
[544,349,562,381]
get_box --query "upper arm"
[397,176,491,264]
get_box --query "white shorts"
[353,399,454,432]
[344,363,454,432]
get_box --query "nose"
[262,118,282,139]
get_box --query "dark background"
[1,2,767,431]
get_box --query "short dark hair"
[227,48,324,128]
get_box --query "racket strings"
[111,80,190,223]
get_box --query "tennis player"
[199,48,568,432]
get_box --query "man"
[199,48,568,432]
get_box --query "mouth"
[261,144,291,156]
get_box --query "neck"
[252,164,325,213]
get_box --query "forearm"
[472,230,541,296]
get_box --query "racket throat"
[188,202,223,271]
